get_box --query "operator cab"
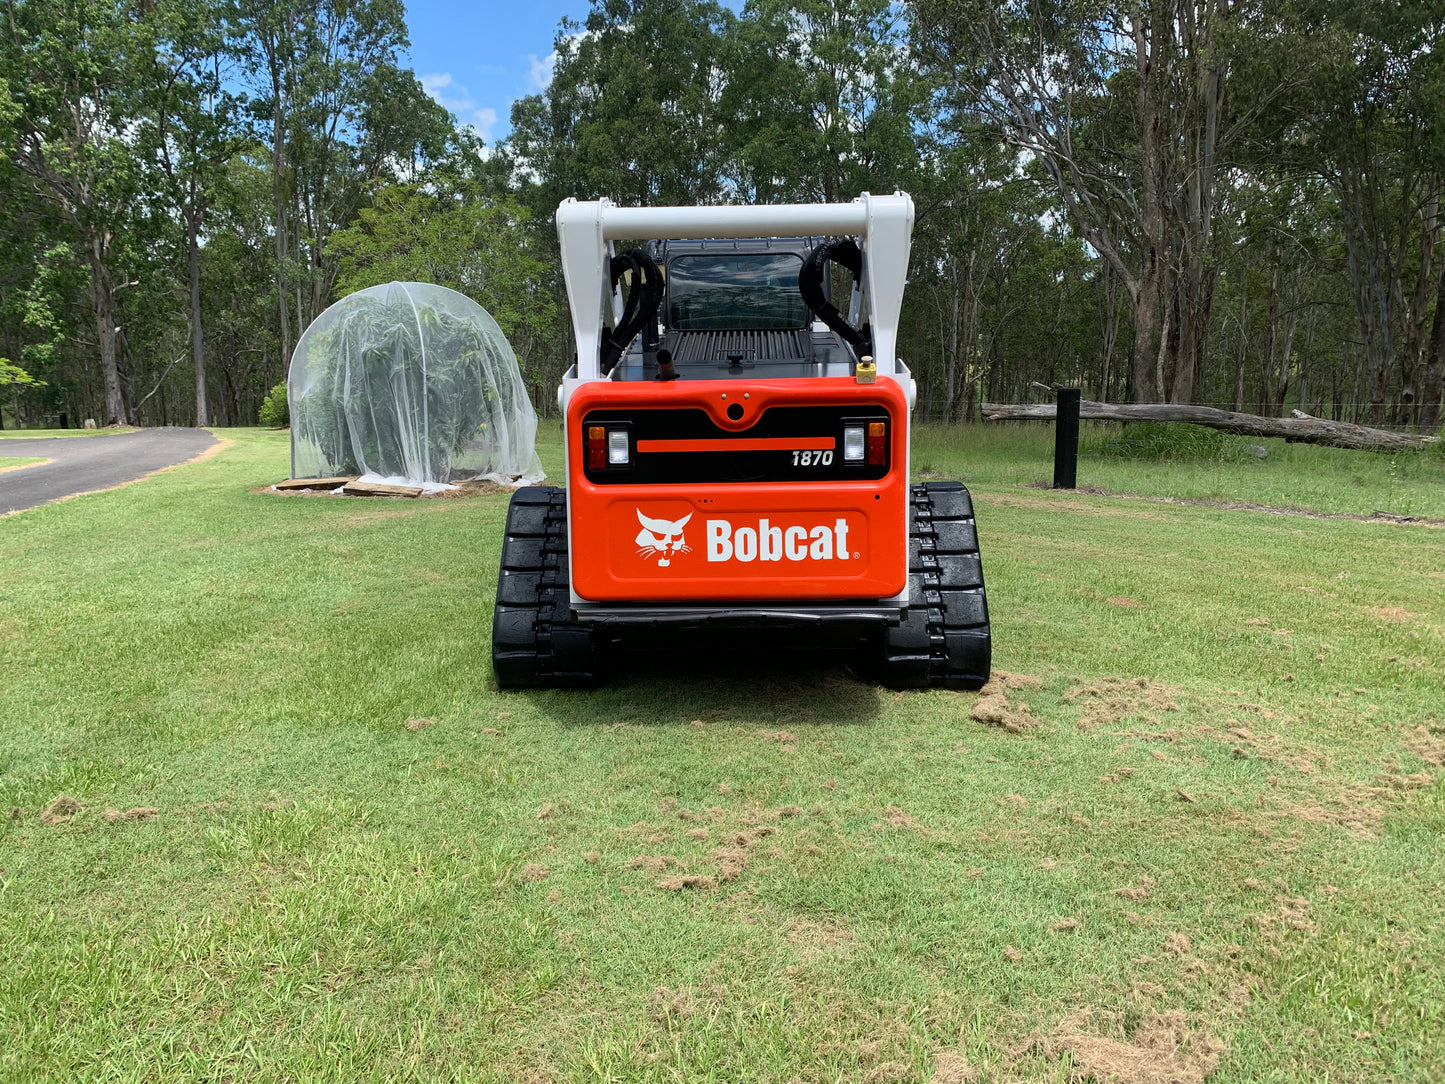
[605,237,863,381]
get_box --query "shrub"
[1425,425,1445,462]
[259,382,289,428]
[1093,421,1248,462]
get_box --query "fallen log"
[981,401,1434,452]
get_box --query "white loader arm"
[555,193,915,382]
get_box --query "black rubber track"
[866,481,992,690]
[490,482,990,691]
[491,486,600,689]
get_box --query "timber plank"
[275,476,355,491]
[343,480,423,498]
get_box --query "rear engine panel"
[567,379,909,603]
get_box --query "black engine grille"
[669,329,811,364]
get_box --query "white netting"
[288,282,544,487]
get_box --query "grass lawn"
[0,427,138,439]
[1,424,1442,1083]
[0,457,47,474]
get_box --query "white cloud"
[527,30,593,94]
[420,71,499,144]
[527,52,556,92]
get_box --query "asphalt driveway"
[0,428,218,514]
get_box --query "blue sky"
[402,1,594,147]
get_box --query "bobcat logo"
[634,509,692,567]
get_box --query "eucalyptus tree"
[1263,0,1445,427]
[0,0,158,424]
[910,0,1297,405]
[723,0,926,204]
[231,0,454,358]
[140,0,243,427]
[328,182,558,379]
[506,0,738,211]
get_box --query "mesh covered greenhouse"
[288,282,543,487]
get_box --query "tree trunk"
[1132,15,1165,404]
[1423,254,1445,431]
[1400,189,1439,427]
[88,239,125,426]
[270,66,292,365]
[188,203,209,427]
[1232,291,1248,412]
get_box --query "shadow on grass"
[530,650,889,728]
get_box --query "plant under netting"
[288,282,544,487]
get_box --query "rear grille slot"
[670,329,810,364]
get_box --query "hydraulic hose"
[797,238,872,359]
[600,248,663,375]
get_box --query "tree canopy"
[0,0,1440,430]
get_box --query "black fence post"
[1053,388,1081,490]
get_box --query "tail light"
[586,426,607,470]
[866,421,886,465]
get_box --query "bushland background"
[2,0,1443,434]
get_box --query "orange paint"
[567,378,909,602]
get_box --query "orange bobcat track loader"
[491,193,990,689]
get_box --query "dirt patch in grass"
[648,986,696,1024]
[39,794,81,825]
[1406,726,1445,766]
[522,864,550,882]
[862,1063,911,1083]
[1164,932,1193,956]
[1116,877,1155,902]
[1066,676,1180,731]
[632,802,799,890]
[1367,606,1418,622]
[1254,895,1318,940]
[881,806,932,835]
[404,716,435,731]
[787,917,855,951]
[930,1050,976,1083]
[713,846,750,881]
[970,673,1038,733]
[103,807,158,823]
[629,855,683,872]
[657,874,714,891]
[1270,780,1388,840]
[1049,1010,1224,1084]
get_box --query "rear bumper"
[572,602,903,628]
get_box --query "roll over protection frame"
[555,193,915,384]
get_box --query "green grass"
[0,457,46,472]
[0,427,137,439]
[914,421,1445,520]
[1,425,1442,1082]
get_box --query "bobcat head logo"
[635,509,692,567]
